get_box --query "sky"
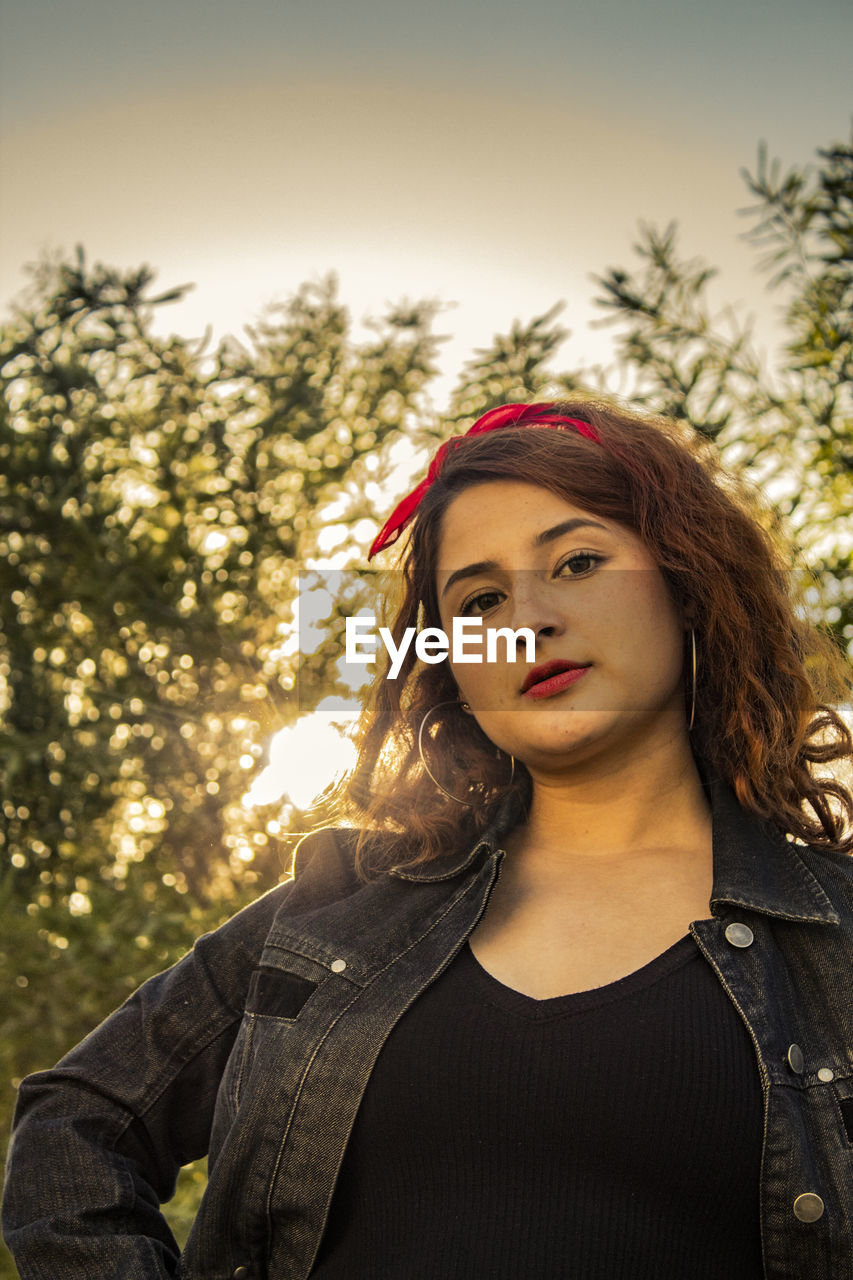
[2,0,852,404]
[2,0,851,806]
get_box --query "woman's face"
[434,480,690,777]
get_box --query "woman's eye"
[459,589,504,616]
[556,551,602,577]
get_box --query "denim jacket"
[4,772,853,1280]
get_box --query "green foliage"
[0,259,444,1262]
[595,131,853,654]
[446,303,594,426]
[0,256,444,915]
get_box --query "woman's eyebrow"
[440,520,609,598]
[440,559,499,599]
[534,517,609,546]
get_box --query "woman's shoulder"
[187,829,366,1004]
[203,826,392,940]
[292,824,362,885]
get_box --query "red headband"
[367,401,602,558]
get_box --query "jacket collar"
[388,793,518,882]
[391,765,840,926]
[703,770,838,924]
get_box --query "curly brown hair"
[329,396,852,873]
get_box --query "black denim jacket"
[4,774,853,1280]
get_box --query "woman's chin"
[497,712,623,774]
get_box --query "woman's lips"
[521,663,591,699]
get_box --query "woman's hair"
[326,396,852,873]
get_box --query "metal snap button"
[817,1068,835,1083]
[330,958,347,973]
[724,922,754,948]
[793,1193,824,1222]
[787,1044,804,1074]
[233,1267,250,1279]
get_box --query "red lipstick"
[521,660,590,699]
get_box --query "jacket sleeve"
[2,879,296,1280]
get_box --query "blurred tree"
[0,255,443,916]
[0,254,443,1256]
[593,133,853,654]
[447,303,584,423]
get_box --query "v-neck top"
[310,933,764,1278]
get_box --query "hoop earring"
[687,627,697,733]
[417,701,516,807]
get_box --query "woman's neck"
[509,736,712,870]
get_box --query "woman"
[4,398,853,1279]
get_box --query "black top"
[310,935,764,1279]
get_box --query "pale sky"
[2,0,851,402]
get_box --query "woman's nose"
[507,574,566,642]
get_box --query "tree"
[0,254,444,909]
[0,257,443,1257]
[592,132,853,656]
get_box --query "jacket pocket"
[220,968,321,1114]
[245,966,318,1019]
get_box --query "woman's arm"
[2,881,294,1279]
